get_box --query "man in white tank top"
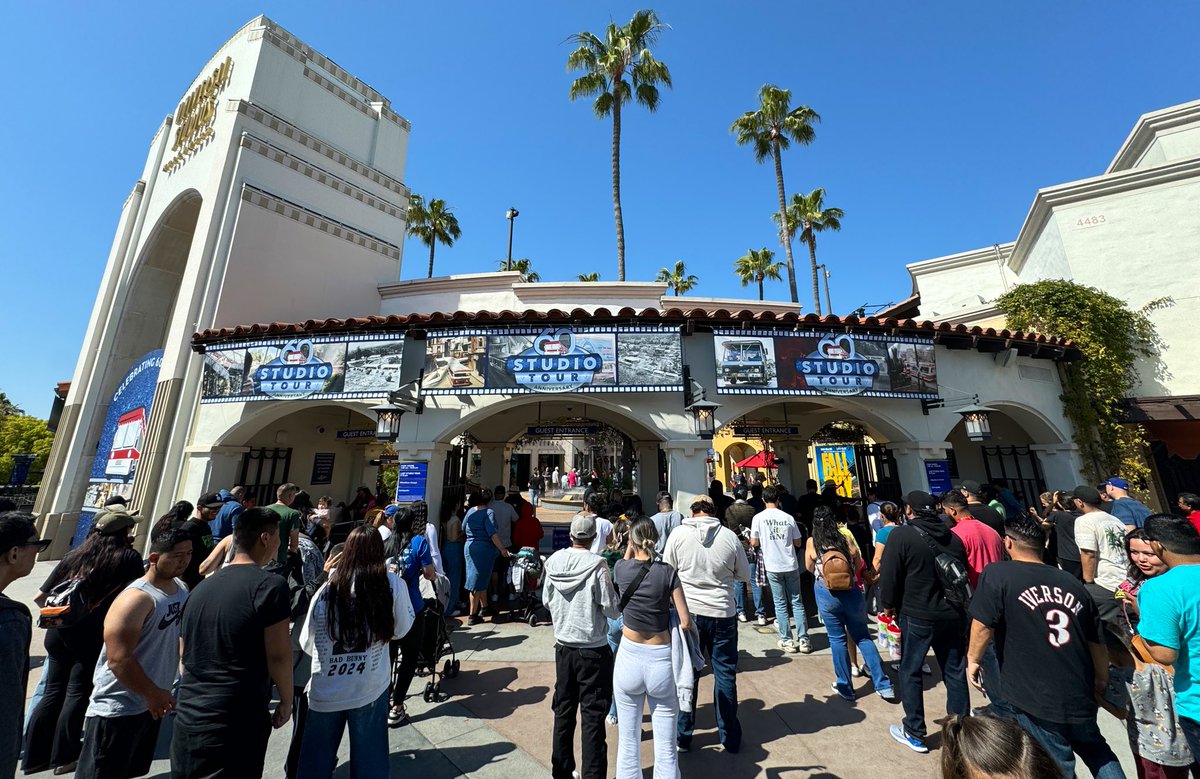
[76,524,193,779]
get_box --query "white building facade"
[37,18,1086,555]
[895,100,1200,506]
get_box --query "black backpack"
[912,527,973,611]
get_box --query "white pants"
[613,639,679,779]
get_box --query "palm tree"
[0,392,21,416]
[577,272,601,281]
[499,257,540,283]
[734,248,784,301]
[775,188,843,315]
[730,85,820,307]
[656,260,698,296]
[567,10,672,282]
[406,193,461,278]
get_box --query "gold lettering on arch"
[163,56,233,173]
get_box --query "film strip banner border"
[717,387,936,399]
[208,331,406,352]
[712,328,933,345]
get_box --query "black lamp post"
[687,398,721,440]
[370,401,405,443]
[505,207,519,271]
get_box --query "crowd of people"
[2,470,1200,778]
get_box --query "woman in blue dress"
[463,489,511,625]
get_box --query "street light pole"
[505,207,519,271]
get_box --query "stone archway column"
[663,440,711,510]
[888,441,954,495]
[774,440,812,492]
[475,443,507,492]
[1029,443,1084,490]
[633,441,660,510]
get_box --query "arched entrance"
[212,402,380,507]
[425,395,669,521]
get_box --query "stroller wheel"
[443,659,452,677]
[423,681,434,702]
[450,659,460,678]
[527,613,538,627]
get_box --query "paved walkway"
[15,560,1134,777]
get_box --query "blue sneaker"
[877,686,898,703]
[890,724,929,753]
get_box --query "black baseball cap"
[197,492,224,510]
[905,491,938,512]
[957,480,981,494]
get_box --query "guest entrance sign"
[713,329,938,399]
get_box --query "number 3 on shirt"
[1045,609,1071,647]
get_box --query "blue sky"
[2,1,1198,416]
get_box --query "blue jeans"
[815,581,893,699]
[897,614,969,741]
[766,569,807,642]
[1009,708,1125,779]
[529,489,540,508]
[677,615,741,752]
[606,615,623,719]
[980,643,1006,709]
[296,688,390,779]
[733,555,764,618]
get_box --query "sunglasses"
[20,538,51,552]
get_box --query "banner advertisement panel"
[201,333,406,403]
[713,329,937,399]
[80,349,163,543]
[421,326,683,395]
[815,444,857,498]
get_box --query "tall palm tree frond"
[655,259,698,295]
[730,84,820,308]
[499,257,540,283]
[733,248,783,301]
[567,10,672,281]
[774,188,844,314]
[407,193,461,279]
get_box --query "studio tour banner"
[201,333,406,403]
[713,329,938,399]
[421,326,683,395]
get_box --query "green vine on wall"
[996,280,1170,487]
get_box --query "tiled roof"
[191,307,1081,361]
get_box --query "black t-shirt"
[41,548,144,649]
[180,519,214,589]
[175,564,291,731]
[529,476,545,491]
[966,504,1005,537]
[968,560,1100,724]
[1046,510,1081,563]
[614,559,679,634]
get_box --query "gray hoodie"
[543,547,619,648]
[663,515,749,619]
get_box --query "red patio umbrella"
[734,451,777,469]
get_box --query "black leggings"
[23,629,101,769]
[390,615,426,709]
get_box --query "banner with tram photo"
[420,325,683,395]
[200,333,407,402]
[713,329,938,399]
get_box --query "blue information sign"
[395,461,428,503]
[925,460,954,494]
[552,527,570,551]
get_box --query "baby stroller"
[508,547,546,627]
[416,573,459,702]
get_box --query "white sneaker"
[796,637,813,654]
[737,613,748,623]
[756,615,769,626]
[849,664,862,678]
[777,638,796,653]
[605,713,618,726]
